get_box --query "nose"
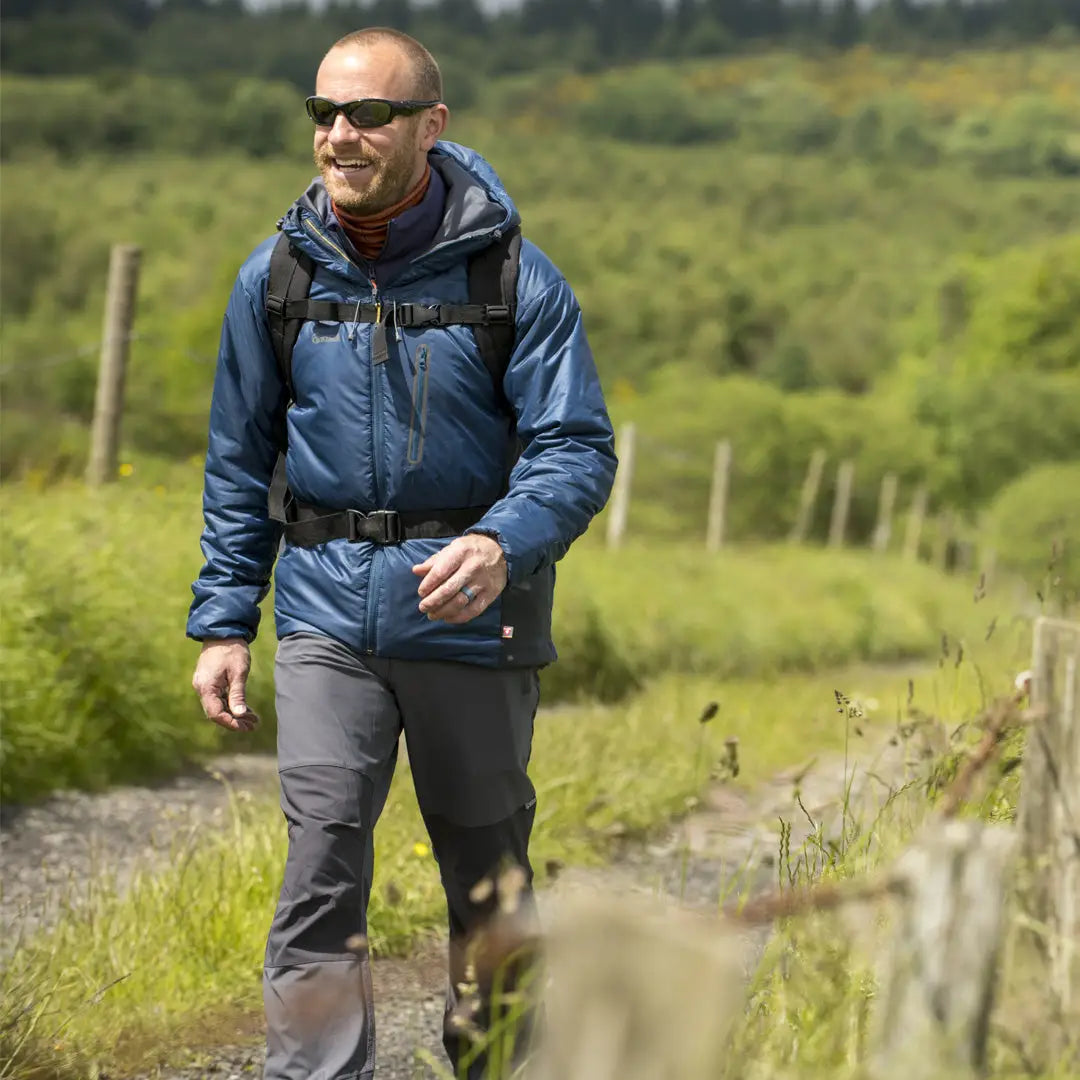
[328,110,361,146]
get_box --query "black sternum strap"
[282,299,512,328]
[283,501,491,547]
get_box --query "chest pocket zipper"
[407,343,431,466]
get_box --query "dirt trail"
[2,721,925,1079]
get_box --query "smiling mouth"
[333,159,374,171]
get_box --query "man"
[187,26,616,1080]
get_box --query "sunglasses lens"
[307,98,338,126]
[345,100,394,128]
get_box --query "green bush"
[982,462,1080,603]
[739,78,841,154]
[609,372,939,543]
[0,472,995,802]
[910,370,1080,511]
[947,95,1080,176]
[0,480,278,803]
[0,74,310,160]
[843,94,940,165]
[573,67,740,144]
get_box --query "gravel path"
[2,719,926,1079]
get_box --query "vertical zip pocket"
[407,343,431,466]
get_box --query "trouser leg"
[425,805,539,1080]
[264,633,399,1080]
[389,660,542,1079]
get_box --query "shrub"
[739,79,841,154]
[947,95,1080,177]
[982,462,1080,604]
[911,370,1080,511]
[573,67,740,144]
[0,473,994,802]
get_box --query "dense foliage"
[983,462,1080,599]
[0,472,994,802]
[4,0,1080,95]
[3,49,1077,544]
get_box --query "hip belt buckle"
[346,509,402,545]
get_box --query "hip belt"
[283,500,491,547]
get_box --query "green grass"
[1,467,1002,802]
[0,631,1033,1078]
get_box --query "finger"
[415,545,467,598]
[228,707,260,732]
[226,685,258,729]
[419,564,475,615]
[199,689,243,731]
[442,596,491,624]
[427,588,482,623]
[411,554,436,577]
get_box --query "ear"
[419,104,449,152]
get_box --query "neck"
[333,165,432,262]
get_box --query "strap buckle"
[394,303,439,328]
[484,304,512,325]
[266,293,287,317]
[346,509,402,545]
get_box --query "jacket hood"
[280,140,520,281]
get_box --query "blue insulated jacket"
[187,142,617,667]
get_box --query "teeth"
[336,160,369,168]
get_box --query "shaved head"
[329,28,443,102]
[312,29,449,214]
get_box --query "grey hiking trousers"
[264,631,541,1080]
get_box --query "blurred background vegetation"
[1,1,1078,798]
[2,10,1077,1072]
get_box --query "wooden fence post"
[606,423,636,550]
[87,244,141,487]
[828,460,855,549]
[1017,617,1080,1017]
[790,447,826,544]
[532,897,745,1080]
[902,486,928,562]
[872,821,1016,1080]
[872,472,898,553]
[706,439,732,553]
[932,511,954,573]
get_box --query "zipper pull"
[370,277,389,365]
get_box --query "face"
[313,42,448,215]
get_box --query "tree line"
[4,0,1080,91]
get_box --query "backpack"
[264,225,522,522]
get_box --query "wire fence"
[0,332,216,377]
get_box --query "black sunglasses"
[305,96,441,129]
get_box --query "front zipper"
[300,215,387,655]
[301,216,356,270]
[366,267,384,656]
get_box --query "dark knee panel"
[425,801,537,940]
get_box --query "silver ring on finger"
[460,585,477,605]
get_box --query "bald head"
[312,29,449,215]
[328,28,442,102]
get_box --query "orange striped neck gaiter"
[332,165,432,263]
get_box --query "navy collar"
[361,167,447,287]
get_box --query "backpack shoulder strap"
[266,231,315,404]
[265,232,313,523]
[467,225,521,413]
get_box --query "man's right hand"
[192,638,260,732]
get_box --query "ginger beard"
[314,118,422,215]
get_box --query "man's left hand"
[412,534,508,624]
